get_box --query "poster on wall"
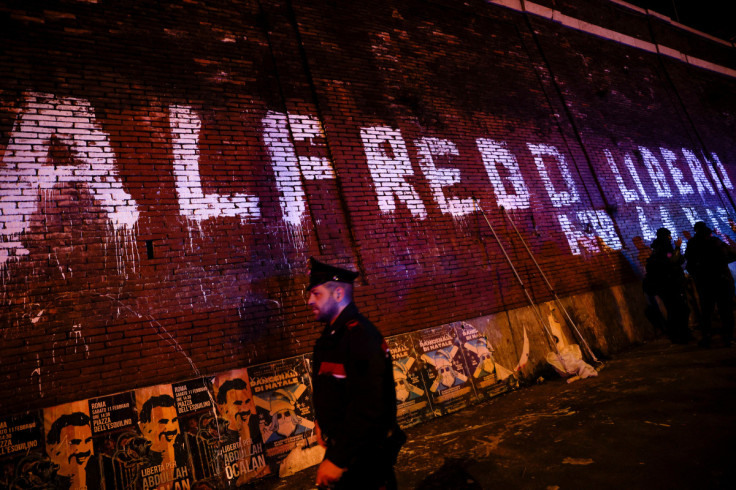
[415,324,475,416]
[88,391,139,489]
[0,410,46,489]
[42,400,101,490]
[248,356,323,478]
[172,377,220,488]
[454,323,511,401]
[211,368,269,487]
[386,333,434,428]
[133,384,193,489]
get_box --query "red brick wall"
[1,0,735,414]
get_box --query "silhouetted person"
[645,228,691,344]
[685,222,736,347]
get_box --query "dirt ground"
[254,336,736,489]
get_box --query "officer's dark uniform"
[309,258,402,489]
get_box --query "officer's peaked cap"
[307,257,359,291]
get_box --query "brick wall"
[1,0,735,417]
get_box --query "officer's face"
[308,285,341,323]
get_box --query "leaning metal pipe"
[472,198,566,370]
[500,206,600,364]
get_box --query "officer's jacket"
[312,302,396,468]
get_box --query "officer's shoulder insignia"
[346,320,359,330]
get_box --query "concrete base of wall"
[461,280,655,381]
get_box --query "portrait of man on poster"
[216,377,261,445]
[46,411,100,489]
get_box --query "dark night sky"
[626,0,736,42]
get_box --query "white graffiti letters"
[707,152,734,190]
[416,137,473,216]
[2,94,734,266]
[639,146,672,198]
[558,210,622,255]
[262,111,335,226]
[171,105,260,223]
[681,148,715,197]
[527,143,580,208]
[660,147,694,197]
[360,126,428,219]
[0,93,139,265]
[477,138,530,210]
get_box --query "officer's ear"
[333,285,345,302]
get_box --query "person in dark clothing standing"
[307,257,404,489]
[644,228,691,344]
[685,221,736,347]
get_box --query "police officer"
[307,257,403,489]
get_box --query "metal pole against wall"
[500,206,601,364]
[473,199,568,371]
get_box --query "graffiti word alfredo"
[2,92,734,266]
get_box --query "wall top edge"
[486,0,736,79]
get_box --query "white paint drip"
[105,221,140,277]
[71,323,89,358]
[200,281,208,304]
[32,354,43,397]
[31,309,45,324]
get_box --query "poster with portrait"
[89,391,139,490]
[415,324,475,416]
[454,323,510,401]
[248,356,323,478]
[211,368,268,487]
[172,377,220,488]
[41,400,101,490]
[0,410,47,490]
[132,384,193,489]
[386,332,434,428]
